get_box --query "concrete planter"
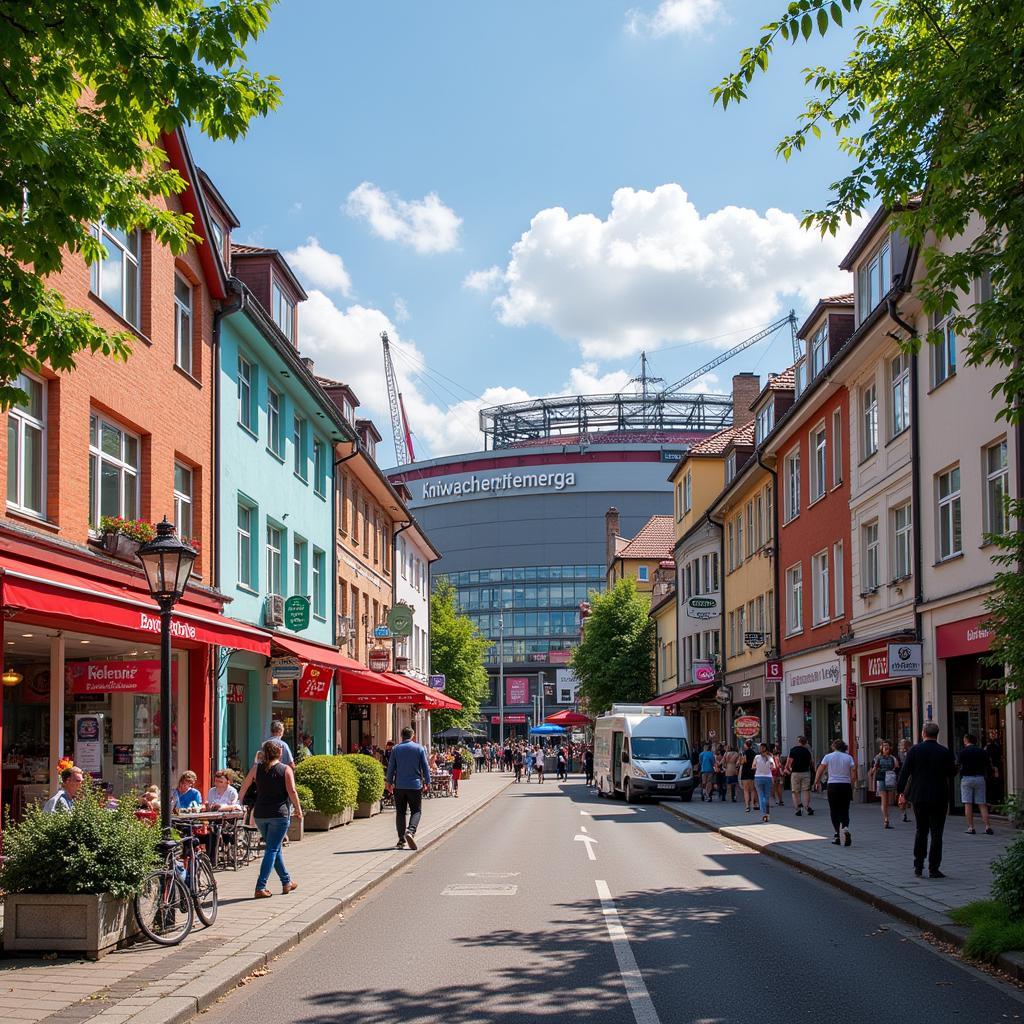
[2,891,138,960]
[355,799,382,819]
[303,806,355,831]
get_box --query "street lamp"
[137,518,197,835]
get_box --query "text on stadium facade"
[421,471,576,500]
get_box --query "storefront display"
[783,656,843,760]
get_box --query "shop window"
[785,564,803,635]
[811,550,829,625]
[268,386,283,457]
[890,353,910,437]
[237,499,256,589]
[90,221,140,327]
[985,439,1009,537]
[810,425,826,502]
[862,521,879,591]
[237,355,255,432]
[266,522,284,597]
[892,504,912,579]
[861,381,878,457]
[936,465,962,560]
[88,413,139,528]
[173,463,193,542]
[312,547,327,619]
[174,274,193,375]
[6,371,46,517]
[784,450,800,522]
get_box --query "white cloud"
[626,0,725,37]
[462,265,504,292]
[345,181,462,254]
[564,363,634,395]
[393,296,410,322]
[493,183,858,360]
[284,236,352,296]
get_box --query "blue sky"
[189,1,865,465]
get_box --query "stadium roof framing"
[479,390,734,449]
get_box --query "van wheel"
[625,780,638,804]
[678,788,693,803]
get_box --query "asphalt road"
[201,778,1024,1024]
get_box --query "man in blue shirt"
[699,744,717,802]
[385,726,431,850]
[263,720,294,766]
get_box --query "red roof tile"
[231,242,275,255]
[618,516,675,560]
[688,421,755,457]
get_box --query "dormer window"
[755,403,774,444]
[725,452,737,483]
[811,323,828,377]
[795,360,807,398]
[209,219,225,260]
[343,400,355,424]
[273,280,294,341]
[857,237,891,322]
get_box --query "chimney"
[301,356,315,374]
[731,373,761,427]
[605,507,621,568]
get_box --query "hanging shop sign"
[860,652,891,684]
[715,686,731,705]
[887,642,923,677]
[298,663,333,702]
[226,683,246,705]
[744,632,765,649]
[368,647,391,673]
[386,604,414,638]
[69,660,160,696]
[373,625,392,639]
[284,596,310,632]
[733,714,760,738]
[270,656,303,680]
[764,659,782,682]
[429,674,446,691]
[686,595,720,620]
[693,661,716,684]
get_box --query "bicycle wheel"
[134,870,193,945]
[191,853,219,927]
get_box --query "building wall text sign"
[888,642,923,677]
[421,471,576,501]
[69,660,160,695]
[284,596,310,632]
[685,595,720,620]
[935,615,994,659]
[859,652,891,684]
[270,656,302,680]
[784,660,841,694]
[744,632,765,649]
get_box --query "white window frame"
[931,310,957,388]
[268,386,283,457]
[811,323,828,377]
[811,550,830,626]
[293,414,307,480]
[173,462,193,542]
[292,536,307,598]
[683,471,692,514]
[833,541,844,617]
[736,512,744,563]
[745,501,754,559]
[88,413,140,528]
[785,564,803,635]
[755,403,774,445]
[237,500,255,589]
[861,381,878,458]
[831,408,843,486]
[890,353,910,437]
[862,521,880,592]
[857,237,891,322]
[7,371,46,517]
[810,424,827,502]
[937,465,962,561]
[266,522,284,597]
[727,520,736,572]
[313,439,327,498]
[985,439,1009,537]
[90,221,141,328]
[174,274,193,375]
[725,452,736,483]
[784,450,800,523]
[272,280,294,341]
[893,504,912,580]
[238,355,255,432]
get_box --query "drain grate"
[441,883,518,896]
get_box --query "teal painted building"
[214,249,353,770]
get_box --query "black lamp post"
[137,518,197,835]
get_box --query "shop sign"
[888,642,923,677]
[386,604,414,638]
[113,744,134,766]
[764,659,782,682]
[506,676,530,704]
[784,660,841,694]
[548,650,572,665]
[75,713,103,776]
[284,596,310,632]
[430,674,446,691]
[226,683,246,705]
[936,615,994,659]
[733,714,760,738]
[859,652,891,684]
[69,660,160,695]
[744,632,765,649]
[373,625,392,639]
[693,660,716,684]
[368,648,391,673]
[686,595,719,620]
[715,686,731,705]
[270,656,302,680]
[298,663,332,702]
[139,612,197,640]
[491,713,527,723]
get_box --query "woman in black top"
[739,740,757,813]
[238,740,303,899]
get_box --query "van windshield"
[632,737,689,761]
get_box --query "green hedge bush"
[992,832,1024,918]
[0,784,158,898]
[459,746,474,777]
[342,754,386,805]
[294,755,357,815]
[293,782,316,812]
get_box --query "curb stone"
[659,801,1024,981]
[117,779,512,1024]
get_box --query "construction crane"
[381,331,416,466]
[660,311,800,397]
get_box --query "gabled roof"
[797,293,855,340]
[751,366,796,409]
[197,169,240,229]
[230,243,308,301]
[316,376,361,409]
[356,418,383,444]
[689,421,754,456]
[617,516,675,561]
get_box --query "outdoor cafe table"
[171,808,244,868]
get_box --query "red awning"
[647,684,715,707]
[1,563,270,655]
[271,635,365,673]
[338,667,422,704]
[381,673,462,710]
[545,709,591,726]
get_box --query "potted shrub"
[288,783,315,841]
[0,784,158,959]
[294,755,357,830]
[99,516,156,560]
[343,754,386,818]
[459,746,475,779]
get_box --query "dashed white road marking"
[596,880,661,1024]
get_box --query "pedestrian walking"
[722,745,741,803]
[814,739,857,847]
[753,743,775,822]
[770,744,784,806]
[714,744,727,801]
[868,740,901,829]
[473,744,484,774]
[784,736,815,817]
[513,746,524,783]
[557,745,567,781]
[525,746,535,781]
[385,726,431,850]
[739,739,757,812]
[584,745,594,786]
[263,719,295,766]
[897,722,958,877]
[699,743,716,801]
[958,733,994,836]
[535,746,546,784]
[237,740,302,898]
[451,747,465,797]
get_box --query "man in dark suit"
[897,722,958,878]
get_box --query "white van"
[593,704,694,803]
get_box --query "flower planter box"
[302,806,355,831]
[2,892,138,960]
[102,533,141,560]
[355,799,382,819]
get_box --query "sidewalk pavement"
[0,771,511,1024]
[662,787,1024,974]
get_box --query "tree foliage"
[718,0,1024,698]
[571,578,655,715]
[429,578,490,733]
[0,0,281,406]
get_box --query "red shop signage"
[69,660,160,695]
[491,713,527,724]
[859,652,891,684]
[936,615,995,660]
[298,663,333,702]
